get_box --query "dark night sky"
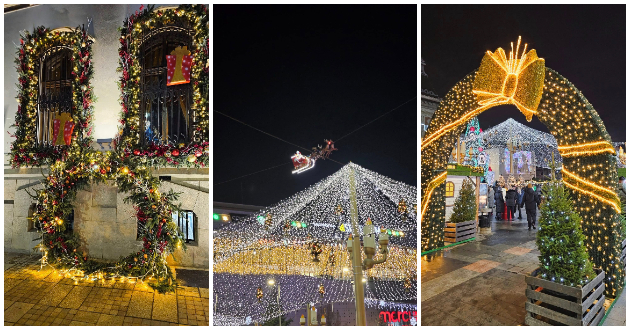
[214,5,417,206]
[421,4,625,141]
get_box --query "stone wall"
[4,178,209,270]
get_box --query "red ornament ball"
[133,150,140,156]
[172,149,180,157]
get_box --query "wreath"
[11,4,209,293]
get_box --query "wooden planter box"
[524,268,605,326]
[444,220,476,243]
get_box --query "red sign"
[379,310,417,324]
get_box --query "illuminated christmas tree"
[537,183,595,286]
[462,117,489,178]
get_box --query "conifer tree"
[537,183,595,286]
[450,179,476,223]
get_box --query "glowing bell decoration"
[318,283,325,297]
[334,204,343,215]
[265,214,272,228]
[166,46,192,86]
[256,286,263,302]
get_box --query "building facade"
[4,4,209,270]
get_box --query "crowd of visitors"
[487,182,541,230]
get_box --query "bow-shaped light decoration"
[472,36,545,122]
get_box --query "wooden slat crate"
[444,220,476,243]
[524,268,605,326]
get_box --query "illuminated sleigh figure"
[291,151,315,174]
[291,140,337,174]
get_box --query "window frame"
[37,46,74,146]
[138,26,194,147]
[445,181,455,197]
[173,209,197,245]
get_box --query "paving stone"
[5,252,207,326]
[4,301,34,323]
[126,291,154,319]
[421,268,481,302]
[58,285,92,309]
[5,300,15,311]
[199,287,209,298]
[152,292,178,322]
[96,314,125,326]
[72,310,100,324]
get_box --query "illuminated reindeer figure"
[291,139,338,174]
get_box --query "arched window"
[140,27,193,146]
[445,182,455,197]
[37,47,73,145]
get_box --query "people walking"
[487,185,495,217]
[494,184,504,220]
[517,186,525,219]
[505,185,518,220]
[520,183,541,230]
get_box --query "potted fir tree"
[524,183,605,326]
[445,179,477,243]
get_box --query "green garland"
[116,4,209,168]
[31,148,187,293]
[10,25,95,167]
[10,5,210,293]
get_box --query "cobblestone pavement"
[421,208,628,326]
[4,253,209,326]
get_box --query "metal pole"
[278,284,281,326]
[349,167,367,326]
[214,293,217,314]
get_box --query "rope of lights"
[561,167,621,213]
[558,141,616,157]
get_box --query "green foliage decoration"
[537,183,596,287]
[450,179,476,223]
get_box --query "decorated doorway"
[421,37,623,297]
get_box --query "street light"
[361,219,390,270]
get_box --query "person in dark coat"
[505,186,518,220]
[494,184,504,220]
[520,183,541,230]
[516,186,525,219]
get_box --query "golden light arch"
[420,37,623,297]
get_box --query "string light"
[214,163,416,324]
[421,37,624,297]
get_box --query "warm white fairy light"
[213,163,417,324]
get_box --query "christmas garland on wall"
[116,4,209,168]
[10,5,209,293]
[10,25,95,167]
[32,148,187,292]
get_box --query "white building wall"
[4,4,183,152]
[4,177,209,269]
